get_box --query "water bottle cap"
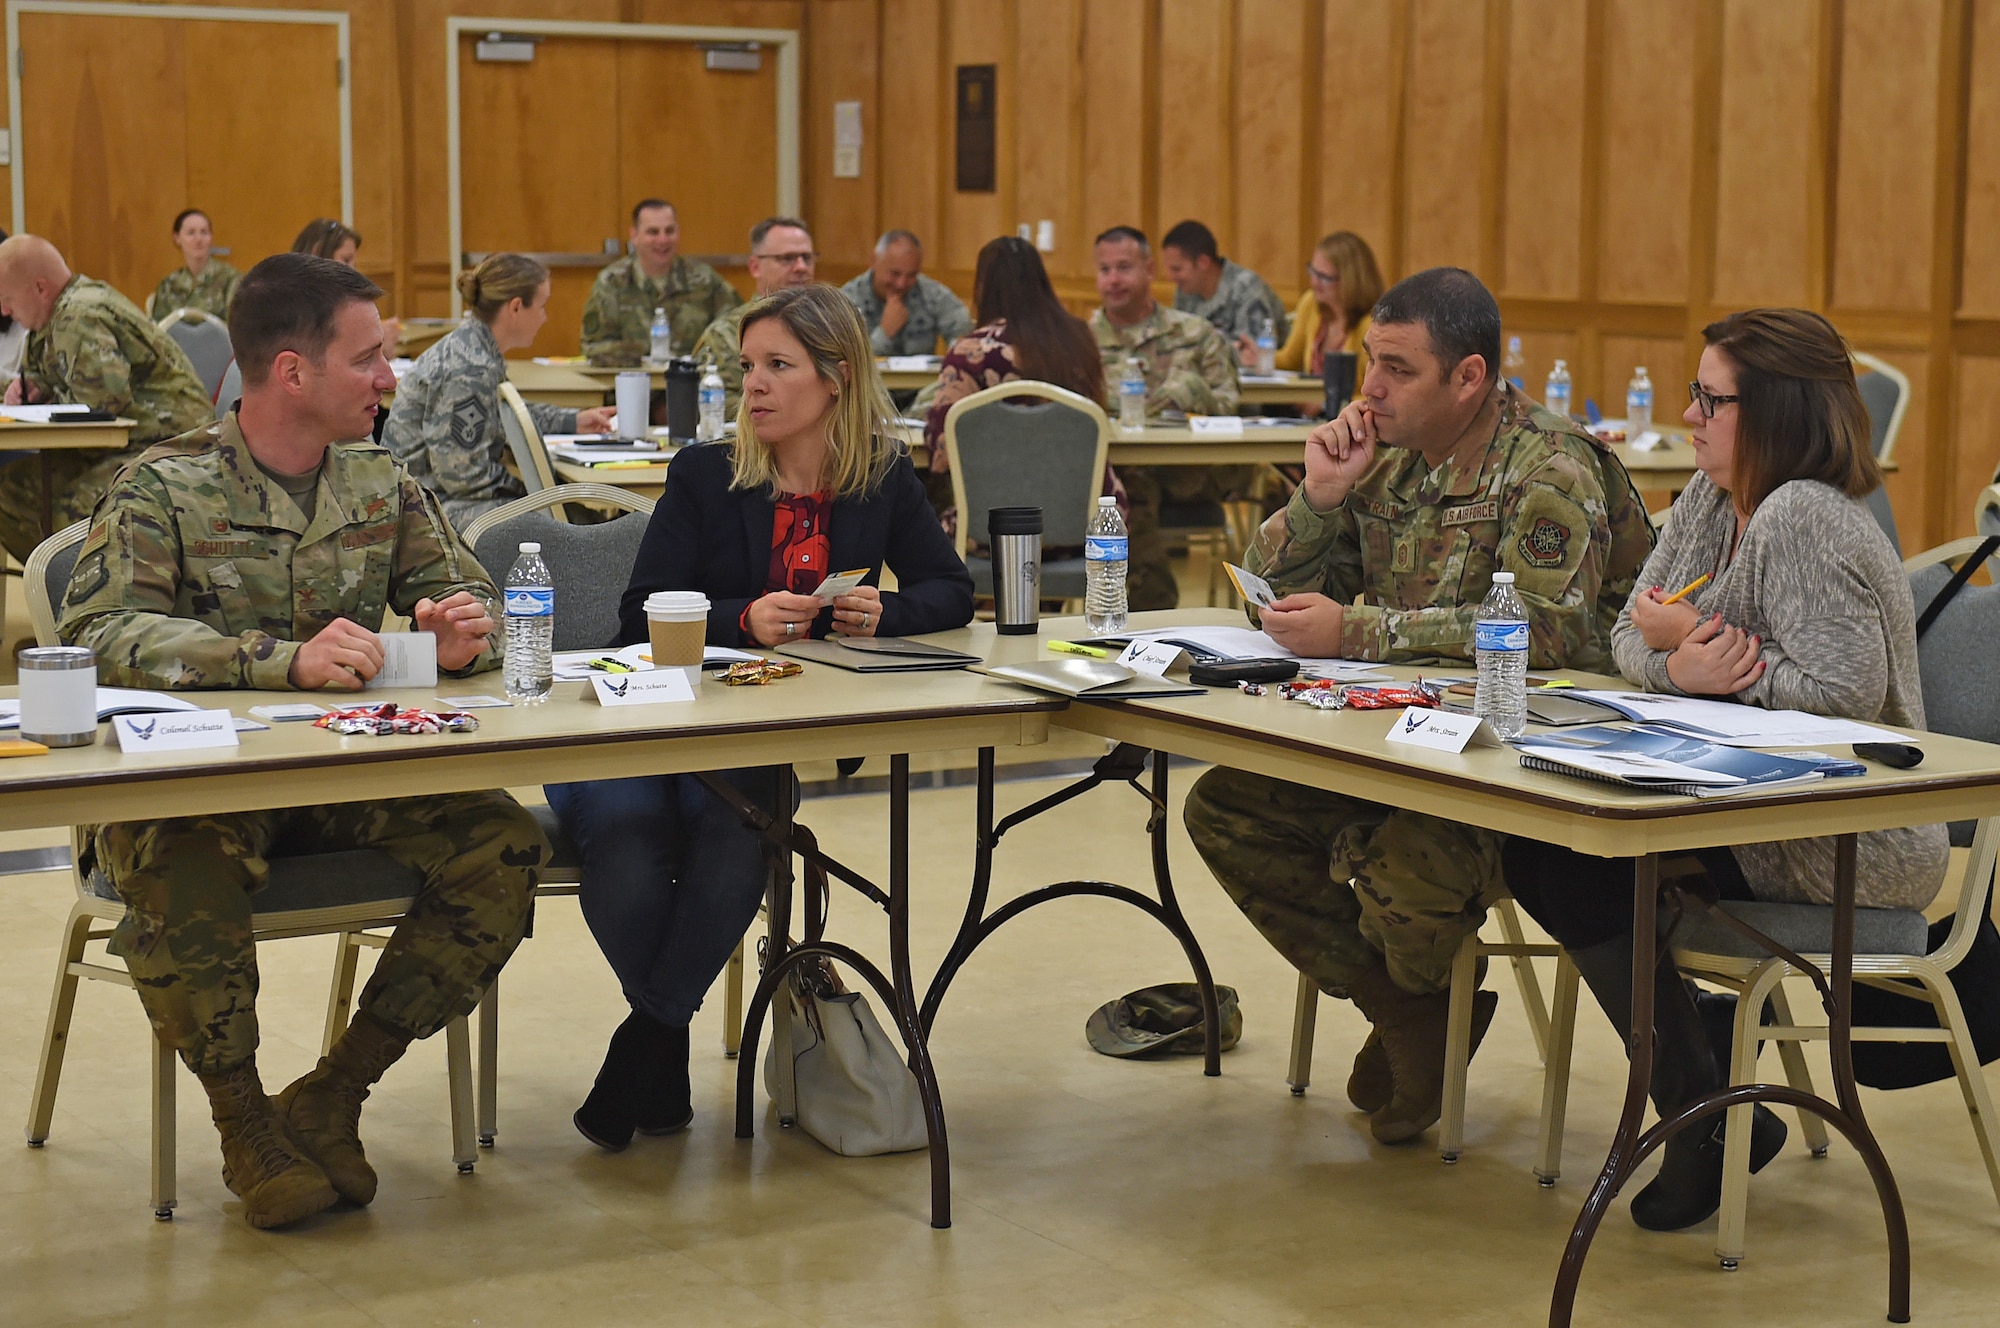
[1097,496,1117,506]
[1492,571,1514,584]
[519,542,541,553]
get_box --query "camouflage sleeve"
[706,268,744,320]
[386,474,503,677]
[1340,464,1608,667]
[20,329,51,399]
[1150,323,1242,415]
[220,268,241,315]
[695,320,744,417]
[149,282,174,323]
[936,289,973,351]
[1241,487,1362,627]
[59,467,299,690]
[525,401,579,436]
[581,274,644,366]
[48,313,136,417]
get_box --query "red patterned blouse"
[740,489,834,636]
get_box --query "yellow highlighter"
[1048,640,1109,659]
[1660,573,1711,606]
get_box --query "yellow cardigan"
[1274,294,1369,397]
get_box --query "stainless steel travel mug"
[989,506,1042,636]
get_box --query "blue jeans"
[545,767,784,1027]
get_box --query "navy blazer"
[615,440,976,648]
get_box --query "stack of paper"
[1568,690,1914,749]
[1113,625,1386,680]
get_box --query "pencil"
[1659,573,1710,606]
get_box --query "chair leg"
[476,982,498,1147]
[1534,952,1580,1185]
[322,932,364,1057]
[1767,983,1830,1156]
[1287,972,1319,1095]
[1493,899,1553,1062]
[1440,937,1482,1162]
[26,902,96,1144]
[445,1016,475,1173]
[723,938,745,1059]
[1927,973,2000,1208]
[1716,965,1786,1269]
[150,1035,177,1220]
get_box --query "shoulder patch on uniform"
[1519,516,1572,568]
[341,520,400,550]
[1442,500,1498,526]
[78,521,109,556]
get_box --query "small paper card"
[1223,563,1278,608]
[437,695,512,709]
[1383,707,1501,754]
[249,703,327,722]
[1188,414,1245,436]
[811,568,871,602]
[588,669,695,707]
[884,355,942,371]
[113,709,240,752]
[365,632,439,690]
[1117,640,1187,678]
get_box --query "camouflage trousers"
[0,443,149,564]
[1183,766,1506,996]
[91,792,546,1076]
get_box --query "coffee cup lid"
[646,590,710,613]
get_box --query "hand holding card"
[811,568,871,603]
[1224,563,1278,609]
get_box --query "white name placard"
[1117,641,1186,678]
[113,709,241,752]
[589,669,695,707]
[1188,414,1245,436]
[1382,707,1500,754]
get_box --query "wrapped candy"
[314,703,480,736]
[1281,680,1446,712]
[719,658,804,686]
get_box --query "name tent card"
[1188,415,1245,436]
[113,709,240,752]
[589,670,695,707]
[1382,707,1501,754]
[1116,640,1188,679]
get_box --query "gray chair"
[20,522,479,1220]
[1664,538,2000,1268]
[943,381,1109,601]
[212,358,242,419]
[1853,352,1911,465]
[1864,485,1901,555]
[158,308,235,402]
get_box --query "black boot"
[1564,936,1787,1231]
[634,1019,693,1136]
[574,1012,661,1152]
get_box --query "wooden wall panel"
[879,0,944,262]
[1510,330,1580,411]
[1960,0,2000,316]
[1232,1,1308,283]
[1014,0,1082,281]
[1954,357,2000,536]
[804,0,880,274]
[944,2,1011,273]
[619,41,781,259]
[1597,336,1689,426]
[1155,1,1230,257]
[1078,0,1148,257]
[1832,0,1942,313]
[1318,0,1399,279]
[1501,0,1585,300]
[1402,0,1487,275]
[1598,0,1696,304]
[1710,0,1818,306]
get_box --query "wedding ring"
[785,621,796,636]
[862,613,870,629]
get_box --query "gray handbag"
[762,949,927,1156]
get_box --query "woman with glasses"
[1503,308,1945,1234]
[1273,231,1383,401]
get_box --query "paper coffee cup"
[645,590,710,686]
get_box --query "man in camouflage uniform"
[61,253,546,1230]
[1162,218,1288,351]
[581,199,742,366]
[691,216,818,418]
[839,230,972,357]
[1090,225,1244,610]
[1183,267,1652,1145]
[0,234,213,561]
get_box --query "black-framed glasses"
[1306,264,1338,285]
[757,250,817,268]
[1687,380,1741,419]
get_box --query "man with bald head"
[0,234,211,559]
[839,230,970,358]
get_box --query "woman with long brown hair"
[1273,230,1382,398]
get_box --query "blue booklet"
[1512,726,1828,798]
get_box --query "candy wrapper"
[314,703,480,736]
[1281,679,1445,712]
[719,658,803,686]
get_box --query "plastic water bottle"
[1544,359,1572,421]
[1474,571,1529,740]
[1503,336,1526,390]
[1084,496,1129,634]
[1254,314,1278,376]
[1118,358,1147,431]
[649,307,672,364]
[503,542,554,703]
[1626,366,1653,438]
[698,360,726,438]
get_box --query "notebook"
[977,657,1202,699]
[1512,726,1827,798]
[778,637,981,672]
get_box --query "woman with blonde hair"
[382,252,612,528]
[1274,230,1383,399]
[547,283,972,1151]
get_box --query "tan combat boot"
[1344,963,1474,1145]
[1344,957,1496,1115]
[199,1060,339,1230]
[275,1013,411,1207]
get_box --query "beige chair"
[1975,483,2000,538]
[496,381,565,514]
[1852,351,1911,467]
[20,522,478,1219]
[1286,898,1578,1174]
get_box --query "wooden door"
[18,11,343,308]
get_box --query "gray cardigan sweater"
[1611,475,1946,910]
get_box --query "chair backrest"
[942,380,1109,557]
[497,381,561,506]
[462,484,656,652]
[25,520,90,647]
[213,358,242,419]
[162,309,235,400]
[1863,485,1900,555]
[1852,351,1910,466]
[1976,483,2000,538]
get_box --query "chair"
[212,358,242,419]
[1286,898,1578,1173]
[1852,352,1911,466]
[21,522,479,1219]
[1864,486,1901,555]
[462,485,760,1149]
[158,308,235,402]
[497,381,562,504]
[1664,538,2000,1269]
[1157,497,1244,608]
[942,381,1109,601]
[1975,483,2000,538]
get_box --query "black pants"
[1501,840,1755,949]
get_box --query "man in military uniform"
[691,216,818,417]
[839,230,972,357]
[581,199,743,366]
[1182,267,1652,1146]
[1091,225,1244,610]
[0,234,213,561]
[1161,218,1288,355]
[61,253,546,1230]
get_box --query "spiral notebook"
[1512,726,1827,798]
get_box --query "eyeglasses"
[1306,264,1338,285]
[757,250,817,267]
[1687,380,1741,419]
